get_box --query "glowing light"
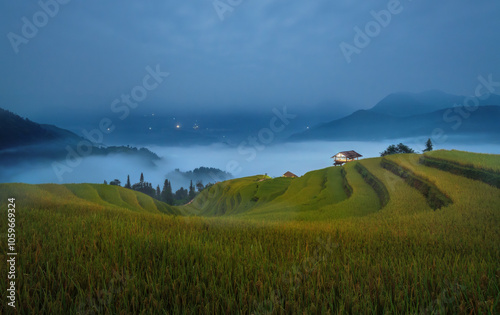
[176,124,181,129]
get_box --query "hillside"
[290,105,500,142]
[0,150,498,313]
[0,108,161,167]
[184,165,381,221]
[368,90,500,117]
[0,183,180,215]
[185,150,499,221]
[0,108,83,150]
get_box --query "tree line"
[104,173,213,205]
[380,138,433,157]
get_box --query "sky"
[1,0,499,123]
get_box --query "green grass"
[421,150,500,188]
[425,149,500,173]
[187,165,380,222]
[0,150,499,314]
[0,183,180,215]
[357,158,430,216]
[381,157,453,209]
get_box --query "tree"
[161,179,174,205]
[131,181,155,197]
[104,180,108,185]
[196,180,204,192]
[110,179,121,186]
[380,145,398,156]
[396,143,415,154]
[423,138,433,152]
[380,143,415,156]
[156,185,161,199]
[188,180,196,200]
[129,173,156,197]
[175,187,188,201]
[125,175,131,189]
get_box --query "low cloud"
[2,138,498,191]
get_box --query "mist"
[1,138,499,192]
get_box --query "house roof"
[283,171,298,178]
[331,150,363,159]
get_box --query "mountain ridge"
[290,90,500,142]
[0,107,161,166]
[368,90,500,117]
[0,108,84,150]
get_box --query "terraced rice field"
[0,150,498,314]
[424,149,500,172]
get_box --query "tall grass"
[424,149,500,173]
[0,151,498,314]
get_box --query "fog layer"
[1,139,499,191]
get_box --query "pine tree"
[156,185,161,199]
[161,179,174,205]
[161,179,167,201]
[104,180,108,185]
[140,173,144,183]
[423,138,433,152]
[188,180,196,200]
[125,175,131,189]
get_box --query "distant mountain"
[369,90,500,117]
[0,107,160,166]
[290,105,500,142]
[0,108,83,150]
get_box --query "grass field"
[424,149,500,173]
[0,150,499,314]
